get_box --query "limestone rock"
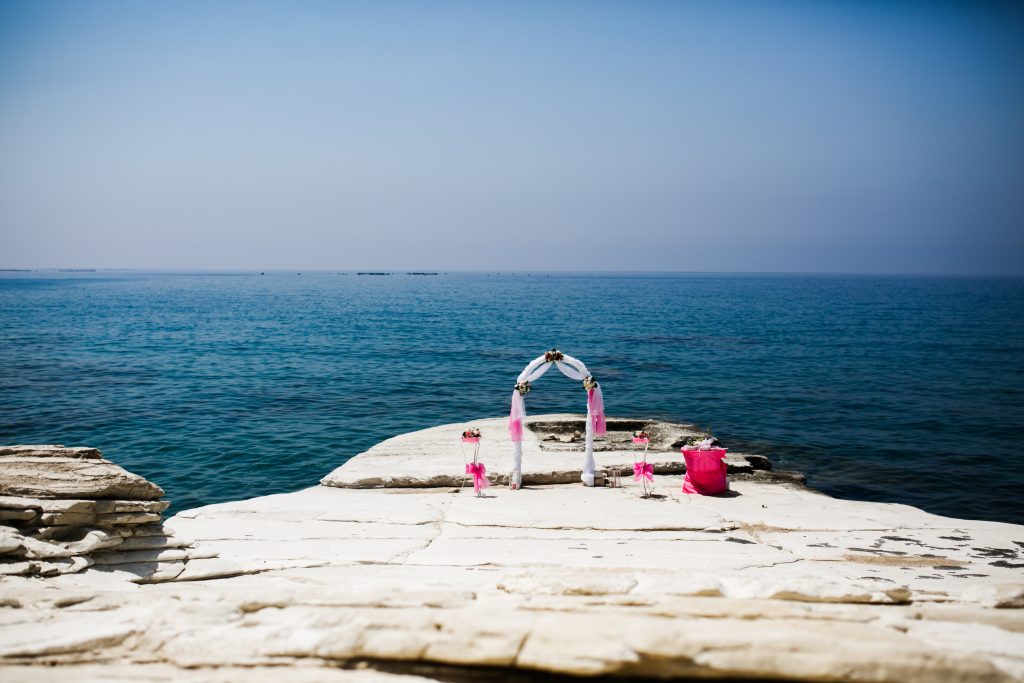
[2,421,1022,682]
[0,510,36,522]
[0,445,192,583]
[0,496,169,515]
[0,445,102,460]
[321,415,771,489]
[0,451,163,500]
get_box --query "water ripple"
[1,271,1022,522]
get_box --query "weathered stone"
[0,445,174,590]
[0,510,35,522]
[98,500,170,514]
[0,496,168,515]
[92,559,186,583]
[0,445,102,460]
[96,512,162,525]
[0,555,91,577]
[116,523,174,537]
[0,457,163,500]
[171,557,245,582]
[90,548,190,565]
[0,526,25,555]
[0,664,441,682]
[13,529,125,559]
[117,535,191,551]
[38,511,97,527]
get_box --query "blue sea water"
[1,271,1022,523]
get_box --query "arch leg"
[582,409,596,486]
[512,441,523,489]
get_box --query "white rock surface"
[321,414,774,488]
[1,418,1023,682]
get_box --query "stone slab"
[0,457,164,501]
[2,421,1023,682]
[322,415,769,489]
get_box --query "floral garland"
[515,381,532,395]
[462,427,482,439]
[582,375,598,391]
[544,348,564,363]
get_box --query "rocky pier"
[1,416,1023,682]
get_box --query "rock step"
[0,457,164,501]
[0,445,101,459]
[2,526,193,559]
[91,548,191,565]
[117,535,193,551]
[7,511,163,528]
[333,454,769,489]
[0,495,170,515]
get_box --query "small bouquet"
[515,381,532,395]
[632,430,650,444]
[582,375,598,391]
[461,427,482,443]
[544,348,564,362]
[683,431,718,450]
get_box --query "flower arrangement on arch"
[515,381,532,395]
[544,348,564,363]
[582,375,598,391]
[633,430,650,441]
[462,427,482,440]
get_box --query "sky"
[0,1,1022,274]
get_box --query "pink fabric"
[680,447,728,495]
[633,461,654,482]
[509,390,525,442]
[588,386,606,436]
[466,462,490,493]
[632,437,650,444]
[461,437,480,444]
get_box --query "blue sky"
[1,1,1022,274]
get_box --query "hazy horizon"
[2,1,1023,275]
[4,268,1023,279]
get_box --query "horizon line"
[2,267,1023,279]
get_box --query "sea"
[1,271,1022,523]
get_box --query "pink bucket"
[680,447,728,495]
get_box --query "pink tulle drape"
[509,390,525,442]
[588,386,606,436]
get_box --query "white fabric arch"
[508,351,607,487]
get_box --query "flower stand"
[632,433,654,497]
[460,430,489,497]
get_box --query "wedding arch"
[508,349,606,487]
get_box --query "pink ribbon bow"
[466,462,490,493]
[633,461,654,482]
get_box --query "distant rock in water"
[0,445,219,582]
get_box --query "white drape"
[510,352,599,487]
